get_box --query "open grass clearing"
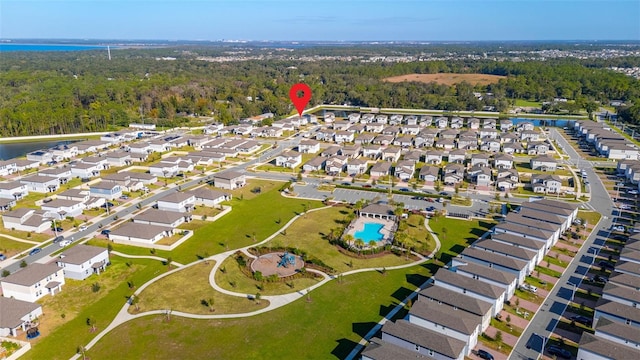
[0,237,36,258]
[215,255,323,295]
[383,73,505,86]
[265,206,415,273]
[86,263,433,360]
[22,256,164,360]
[577,210,602,226]
[134,261,269,314]
[514,99,542,107]
[428,216,496,265]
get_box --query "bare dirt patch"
[383,73,506,86]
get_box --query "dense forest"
[1,46,640,136]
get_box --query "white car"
[628,190,639,195]
[59,240,72,247]
[616,183,626,187]
[619,204,632,210]
[79,225,87,231]
[612,226,626,232]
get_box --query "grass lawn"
[214,255,323,295]
[23,256,165,360]
[514,288,544,305]
[134,261,270,314]
[577,210,602,226]
[191,206,223,217]
[86,180,322,265]
[428,216,496,265]
[491,317,523,337]
[514,99,542,107]
[266,206,415,273]
[85,263,433,360]
[398,214,436,255]
[0,237,36,258]
[535,265,563,278]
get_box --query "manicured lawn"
[23,256,165,360]
[134,261,270,314]
[86,180,322,265]
[491,317,523,337]
[85,263,433,360]
[0,223,51,244]
[214,255,323,295]
[265,206,415,273]
[0,237,34,258]
[428,216,496,265]
[514,99,542,107]
[577,210,602,226]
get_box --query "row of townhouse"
[576,233,640,359]
[616,160,640,191]
[333,113,533,133]
[0,244,109,337]
[362,199,578,360]
[573,120,640,160]
[313,123,547,153]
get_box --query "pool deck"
[346,217,395,247]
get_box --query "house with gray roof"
[418,283,493,331]
[0,297,43,337]
[490,232,546,266]
[452,247,529,285]
[452,261,518,303]
[109,222,174,244]
[56,244,109,280]
[361,337,434,360]
[212,171,246,190]
[602,282,640,308]
[432,268,505,316]
[188,187,231,207]
[133,209,189,228]
[0,263,64,302]
[578,332,640,360]
[381,320,466,360]
[359,203,396,221]
[408,299,481,355]
[594,298,640,328]
[593,316,640,350]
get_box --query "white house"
[275,151,302,168]
[432,268,504,317]
[380,320,466,360]
[133,209,188,228]
[109,222,174,244]
[212,171,246,190]
[297,140,320,154]
[157,192,196,212]
[1,208,51,233]
[56,244,109,280]
[188,187,231,207]
[89,182,123,200]
[0,263,64,302]
[20,175,60,193]
[0,297,43,337]
[0,181,28,200]
[40,198,86,220]
[530,155,558,171]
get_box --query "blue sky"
[1,0,639,41]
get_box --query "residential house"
[480,139,501,152]
[325,156,348,175]
[468,166,492,187]
[400,124,420,135]
[502,142,524,154]
[26,150,53,164]
[440,129,459,140]
[393,136,414,148]
[382,147,402,162]
[0,263,64,302]
[435,117,448,128]
[38,167,71,184]
[302,157,326,172]
[346,158,368,176]
[527,141,550,155]
[491,232,546,267]
[435,138,455,150]
[402,150,423,164]
[419,283,493,332]
[348,113,361,123]
[106,151,132,167]
[530,155,558,171]
[453,261,518,304]
[81,156,110,170]
[275,151,302,168]
[501,133,518,143]
[499,119,513,132]
[472,239,538,274]
[531,174,562,194]
[467,117,480,130]
[0,181,28,200]
[450,117,464,129]
[517,121,535,132]
[365,123,384,133]
[109,222,174,244]
[297,140,320,154]
[157,192,196,213]
[56,245,109,280]
[188,187,231,207]
[479,128,499,139]
[0,160,17,177]
[1,208,50,233]
[40,199,85,220]
[375,114,388,124]
[389,114,403,125]
[380,320,466,360]
[432,268,505,317]
[457,135,478,150]
[212,171,246,190]
[0,297,43,337]
[370,161,393,178]
[133,209,188,228]
[394,161,415,182]
[443,163,465,185]
[89,182,123,200]
[373,135,394,146]
[470,153,490,167]
[419,166,440,184]
[320,146,341,158]
[520,130,540,142]
[334,130,355,144]
[20,175,59,193]
[382,126,400,136]
[425,151,444,165]
[482,118,497,129]
[70,162,102,179]
[14,158,41,172]
[447,150,466,164]
[354,133,376,145]
[452,247,529,285]
[419,115,433,127]
[577,332,640,360]
[339,145,362,159]
[404,115,418,125]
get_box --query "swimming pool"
[354,223,384,242]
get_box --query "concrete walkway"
[72,204,436,359]
[0,233,40,245]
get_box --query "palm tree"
[343,234,355,248]
[355,239,365,255]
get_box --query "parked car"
[59,240,72,247]
[119,195,129,200]
[521,284,538,293]
[477,349,494,360]
[612,225,626,232]
[0,254,6,261]
[53,236,64,243]
[100,229,111,236]
[100,202,115,209]
[547,345,572,359]
[426,206,436,212]
[426,198,434,203]
[79,225,88,231]
[570,315,593,327]
[29,248,41,256]
[628,190,639,195]
[52,227,63,233]
[598,260,615,270]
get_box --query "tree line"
[1,48,639,136]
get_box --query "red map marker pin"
[289,83,312,117]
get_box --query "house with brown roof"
[56,244,109,280]
[0,263,64,302]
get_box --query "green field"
[85,264,433,360]
[428,216,496,265]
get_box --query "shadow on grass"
[391,287,414,303]
[405,272,430,288]
[332,338,360,360]
[353,321,378,338]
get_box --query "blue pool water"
[354,223,384,242]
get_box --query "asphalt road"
[511,128,614,360]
